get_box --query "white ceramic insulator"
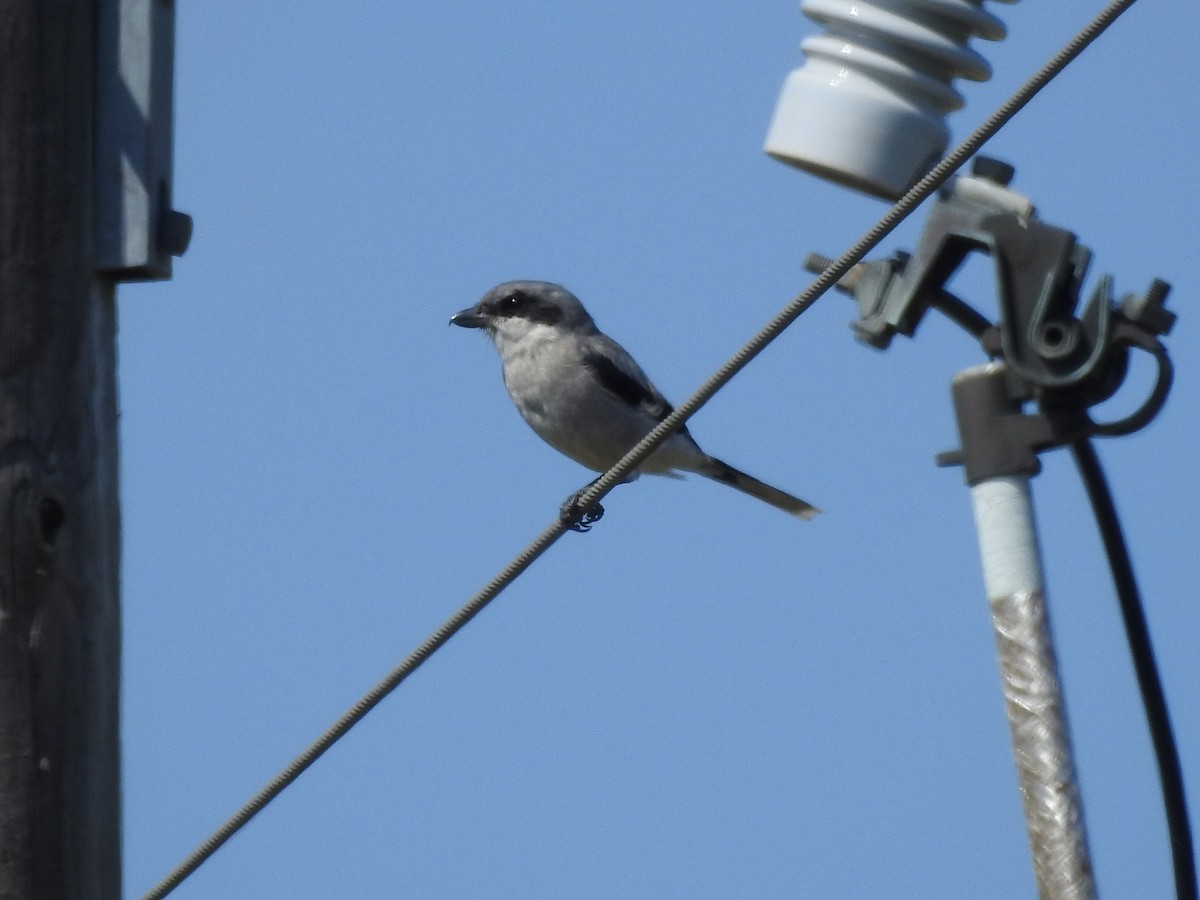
[764,0,1015,200]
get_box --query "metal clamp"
[807,157,1175,481]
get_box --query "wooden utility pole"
[0,0,187,888]
[0,0,120,895]
[0,0,184,889]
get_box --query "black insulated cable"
[1070,438,1197,900]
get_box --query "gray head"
[450,281,598,337]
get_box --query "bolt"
[159,210,193,258]
[971,157,1015,186]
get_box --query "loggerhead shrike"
[451,281,820,530]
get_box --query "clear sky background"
[121,2,1198,898]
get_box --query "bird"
[451,280,820,530]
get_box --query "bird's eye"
[502,291,527,311]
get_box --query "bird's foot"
[559,490,605,533]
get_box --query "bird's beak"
[450,306,488,329]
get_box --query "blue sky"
[122,2,1198,897]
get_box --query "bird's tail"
[700,457,821,520]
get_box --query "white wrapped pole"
[972,477,1096,899]
[954,364,1096,899]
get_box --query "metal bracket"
[94,0,192,281]
[808,157,1175,481]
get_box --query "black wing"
[582,345,690,435]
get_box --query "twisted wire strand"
[143,2,1141,896]
[141,520,571,900]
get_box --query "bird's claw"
[560,491,605,533]
[574,504,604,532]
